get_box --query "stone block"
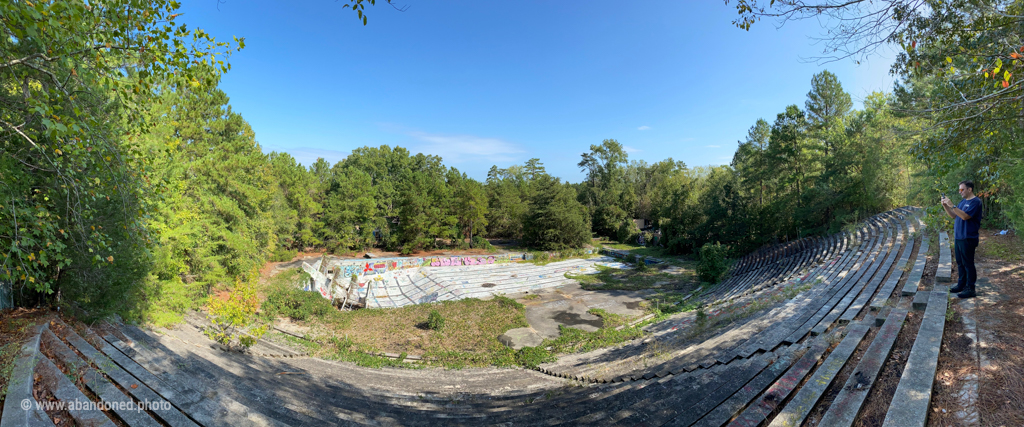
[498,328,544,350]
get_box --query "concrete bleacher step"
[59,319,288,427]
[768,320,872,426]
[818,307,910,427]
[838,223,903,325]
[808,226,890,337]
[588,355,768,426]
[661,347,793,426]
[111,326,408,424]
[912,290,930,311]
[726,336,832,426]
[42,328,175,427]
[34,353,118,427]
[936,231,952,283]
[689,344,805,427]
[870,216,918,311]
[875,306,892,327]
[901,223,929,296]
[882,290,948,427]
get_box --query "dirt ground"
[930,229,1024,426]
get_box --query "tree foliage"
[523,174,591,250]
[726,0,1024,231]
[0,0,236,315]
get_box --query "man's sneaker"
[957,290,976,299]
[950,286,965,293]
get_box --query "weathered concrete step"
[912,290,930,311]
[561,362,733,424]
[768,321,872,427]
[936,231,952,283]
[689,344,804,427]
[661,352,779,426]
[102,330,374,425]
[35,355,118,427]
[726,337,831,426]
[0,322,48,427]
[838,234,903,325]
[901,230,929,296]
[609,359,758,425]
[883,290,948,427]
[875,306,892,327]
[58,320,284,427]
[819,307,909,427]
[43,329,171,427]
[870,229,916,311]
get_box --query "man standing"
[941,181,983,298]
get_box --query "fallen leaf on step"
[131,384,138,389]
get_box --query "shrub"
[492,295,524,310]
[695,305,708,327]
[635,256,649,272]
[262,286,334,321]
[270,248,297,262]
[427,309,445,331]
[515,346,555,369]
[205,274,268,349]
[472,236,495,251]
[696,242,729,284]
[616,219,640,244]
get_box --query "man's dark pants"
[954,238,979,292]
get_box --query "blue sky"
[180,0,896,182]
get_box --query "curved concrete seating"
[538,210,913,384]
[5,207,958,427]
[361,257,607,308]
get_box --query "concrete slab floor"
[508,282,654,340]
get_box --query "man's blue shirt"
[955,197,982,240]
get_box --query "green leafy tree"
[727,0,1024,230]
[145,76,279,291]
[0,0,235,313]
[732,119,772,208]
[269,152,322,249]
[453,174,488,246]
[484,159,546,240]
[578,139,631,237]
[321,167,376,252]
[523,175,591,250]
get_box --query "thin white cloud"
[705,145,721,148]
[623,145,642,153]
[637,126,651,131]
[407,131,524,164]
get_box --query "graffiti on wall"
[429,256,496,267]
[326,253,534,279]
